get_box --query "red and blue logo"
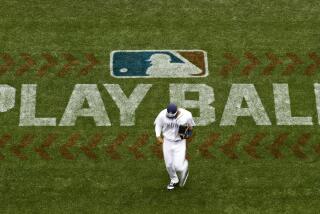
[110,50,208,78]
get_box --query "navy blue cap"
[166,103,178,118]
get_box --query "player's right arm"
[154,112,164,144]
[155,123,164,144]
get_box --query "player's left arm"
[186,114,196,137]
[188,114,195,128]
[178,114,195,139]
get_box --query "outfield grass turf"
[1,0,320,213]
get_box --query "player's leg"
[173,140,189,187]
[163,139,179,187]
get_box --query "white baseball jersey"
[154,108,196,142]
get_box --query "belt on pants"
[164,138,185,143]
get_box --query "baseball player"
[154,103,195,190]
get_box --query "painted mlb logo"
[110,50,208,78]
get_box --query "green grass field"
[1,0,320,213]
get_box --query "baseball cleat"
[167,181,179,190]
[179,169,189,187]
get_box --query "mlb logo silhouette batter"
[110,50,208,78]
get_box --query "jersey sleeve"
[154,112,163,137]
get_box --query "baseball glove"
[178,125,193,139]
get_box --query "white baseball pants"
[163,138,188,183]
